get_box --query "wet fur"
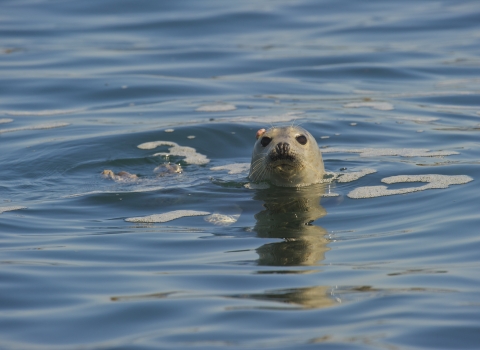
[249,126,325,187]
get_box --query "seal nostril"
[276,142,290,155]
[275,142,281,154]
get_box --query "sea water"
[1,1,480,349]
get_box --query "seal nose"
[275,142,290,156]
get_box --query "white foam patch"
[223,111,305,124]
[165,129,174,132]
[321,147,459,157]
[430,104,476,111]
[2,109,81,116]
[244,182,270,189]
[152,148,209,165]
[436,79,480,87]
[245,169,375,188]
[344,102,394,111]
[204,213,240,226]
[64,185,166,198]
[210,163,250,175]
[0,118,13,124]
[353,89,377,94]
[125,210,211,223]
[137,141,177,150]
[348,174,473,199]
[0,122,70,134]
[196,104,236,112]
[138,141,209,165]
[337,169,377,183]
[64,191,106,198]
[322,193,340,197]
[323,171,340,183]
[321,169,375,184]
[0,206,26,214]
[393,116,439,122]
[392,91,477,97]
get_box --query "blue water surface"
[1,1,480,349]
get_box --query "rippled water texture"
[1,1,480,349]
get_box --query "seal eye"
[296,135,307,145]
[260,136,272,147]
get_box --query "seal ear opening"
[256,128,266,139]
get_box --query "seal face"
[248,126,325,187]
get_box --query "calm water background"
[1,1,480,349]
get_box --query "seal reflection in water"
[248,127,334,308]
[249,126,325,187]
[253,184,329,266]
[252,184,335,308]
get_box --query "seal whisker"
[250,160,268,181]
[254,165,269,182]
[252,157,272,182]
[250,154,268,168]
[250,154,274,182]
[251,161,266,171]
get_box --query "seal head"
[248,126,325,187]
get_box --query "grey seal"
[248,126,325,187]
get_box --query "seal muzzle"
[270,142,294,162]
